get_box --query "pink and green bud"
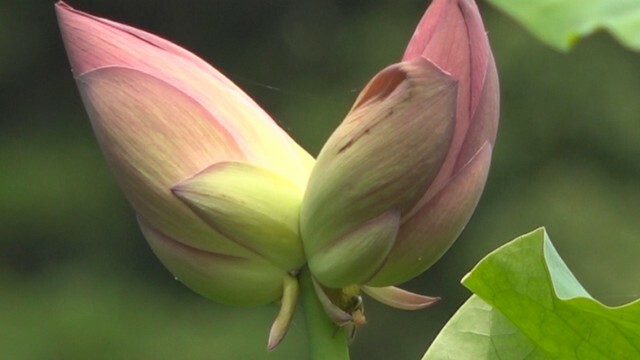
[300,0,499,288]
[56,1,313,318]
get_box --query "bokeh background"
[2,0,639,359]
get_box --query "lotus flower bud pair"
[57,0,498,349]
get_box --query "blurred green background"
[2,0,639,359]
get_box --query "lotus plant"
[57,0,498,356]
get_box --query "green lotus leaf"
[424,228,640,359]
[488,0,640,51]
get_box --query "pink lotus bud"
[300,0,499,289]
[56,1,314,315]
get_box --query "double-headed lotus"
[57,0,498,348]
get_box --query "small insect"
[335,286,367,342]
[342,294,366,342]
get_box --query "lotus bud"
[56,1,314,348]
[300,0,499,306]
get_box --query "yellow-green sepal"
[267,274,299,351]
[308,211,401,288]
[172,161,306,272]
